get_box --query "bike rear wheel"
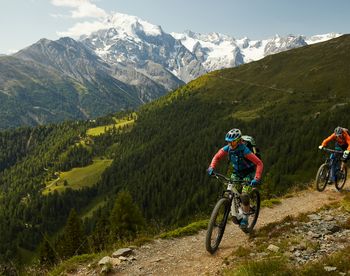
[241,189,260,234]
[316,163,329,192]
[335,166,347,191]
[205,197,230,254]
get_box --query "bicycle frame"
[212,172,249,219]
[322,147,343,176]
[205,171,261,253]
[316,147,347,192]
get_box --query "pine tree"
[38,236,56,266]
[59,209,87,259]
[109,191,145,242]
[89,214,110,251]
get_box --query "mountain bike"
[205,172,260,254]
[316,147,347,191]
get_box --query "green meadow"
[86,116,135,136]
[43,159,113,194]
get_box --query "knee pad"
[240,193,250,206]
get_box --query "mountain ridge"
[0,37,169,128]
[171,31,341,71]
[0,11,342,129]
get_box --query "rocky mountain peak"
[264,34,307,56]
[102,12,164,39]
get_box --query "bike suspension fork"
[231,194,242,219]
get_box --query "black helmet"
[334,126,343,137]
[225,128,242,142]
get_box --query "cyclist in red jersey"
[207,128,263,229]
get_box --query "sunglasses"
[229,139,240,146]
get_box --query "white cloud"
[50,13,69,19]
[7,49,19,55]
[51,0,88,8]
[57,21,106,38]
[51,0,107,19]
[71,2,107,18]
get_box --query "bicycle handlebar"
[211,171,247,183]
[320,147,343,154]
[211,171,230,181]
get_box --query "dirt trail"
[114,185,347,276]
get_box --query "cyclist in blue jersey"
[207,128,263,229]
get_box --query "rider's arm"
[245,153,263,181]
[321,133,335,147]
[344,132,350,151]
[209,147,228,169]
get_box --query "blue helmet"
[225,128,242,142]
[334,126,343,137]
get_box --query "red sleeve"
[321,133,335,147]
[344,132,350,151]
[245,153,263,180]
[209,149,228,169]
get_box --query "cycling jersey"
[321,130,350,151]
[209,143,263,180]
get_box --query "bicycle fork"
[230,193,243,220]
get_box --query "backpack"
[241,135,261,159]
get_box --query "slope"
[96,34,350,226]
[61,184,349,275]
[0,55,87,128]
[0,37,167,129]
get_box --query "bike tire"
[241,189,260,234]
[315,163,329,192]
[335,166,347,191]
[205,197,230,254]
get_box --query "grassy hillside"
[96,35,350,225]
[43,159,113,194]
[86,114,136,136]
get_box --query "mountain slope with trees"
[0,35,350,272]
[97,34,350,224]
[0,37,169,129]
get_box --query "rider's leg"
[341,155,348,174]
[240,173,254,213]
[241,188,250,213]
[340,144,348,172]
[239,173,255,228]
[341,160,346,171]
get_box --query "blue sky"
[0,0,349,54]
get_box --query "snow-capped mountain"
[172,31,341,72]
[80,13,206,87]
[78,12,341,83]
[305,33,342,44]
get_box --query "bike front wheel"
[205,197,230,254]
[315,163,329,192]
[335,166,347,191]
[241,189,260,234]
